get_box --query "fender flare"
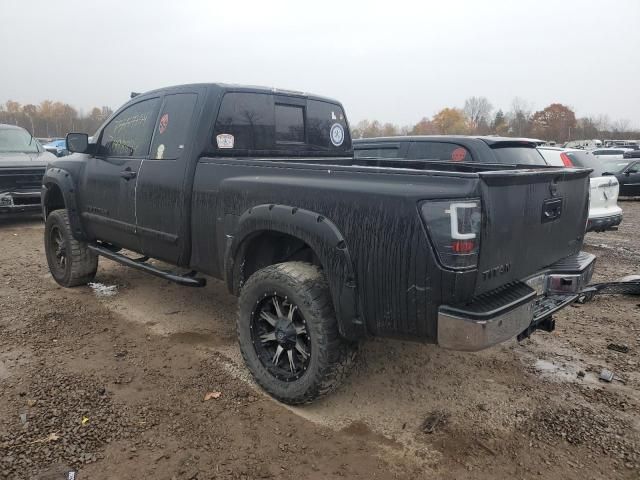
[225,204,366,341]
[41,167,87,241]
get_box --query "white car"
[590,148,633,160]
[538,147,623,232]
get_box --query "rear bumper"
[437,252,595,351]
[586,213,622,232]
[0,190,42,214]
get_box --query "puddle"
[88,282,118,297]
[533,358,600,385]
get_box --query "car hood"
[0,151,55,168]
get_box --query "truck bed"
[189,156,591,341]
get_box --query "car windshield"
[598,159,633,175]
[490,145,547,165]
[0,128,39,154]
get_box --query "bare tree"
[612,119,631,138]
[463,97,493,132]
[507,97,532,137]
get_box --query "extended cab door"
[81,96,161,251]
[134,91,200,264]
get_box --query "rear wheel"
[237,262,357,404]
[44,210,98,287]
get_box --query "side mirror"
[66,133,89,154]
[601,172,612,176]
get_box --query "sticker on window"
[330,123,344,147]
[451,147,467,162]
[216,133,234,149]
[159,113,169,134]
[156,144,165,159]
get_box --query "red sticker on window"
[451,147,467,162]
[159,113,169,134]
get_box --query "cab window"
[150,93,198,160]
[98,98,160,157]
[306,100,350,152]
[214,93,274,151]
[275,104,304,143]
[213,93,351,155]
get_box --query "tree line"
[0,100,113,139]
[352,97,639,143]
[1,97,638,144]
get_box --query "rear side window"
[98,98,161,157]
[565,151,599,170]
[490,146,546,165]
[213,93,351,154]
[538,149,564,166]
[150,93,198,160]
[306,100,350,152]
[354,147,400,159]
[407,142,472,162]
[214,93,274,151]
[275,104,304,143]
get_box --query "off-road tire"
[45,209,98,287]
[237,262,357,405]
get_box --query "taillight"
[560,152,574,167]
[420,199,482,269]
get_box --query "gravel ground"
[0,202,639,480]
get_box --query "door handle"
[120,168,137,180]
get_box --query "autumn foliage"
[0,101,113,139]
[352,97,638,143]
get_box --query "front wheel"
[237,262,357,405]
[44,210,98,287]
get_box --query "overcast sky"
[2,0,639,127]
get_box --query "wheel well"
[44,183,65,217]
[236,231,321,292]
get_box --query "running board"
[88,244,206,287]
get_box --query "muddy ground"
[1,201,639,480]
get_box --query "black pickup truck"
[42,83,595,404]
[1,124,56,214]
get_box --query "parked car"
[602,159,640,197]
[590,148,633,159]
[565,139,602,150]
[353,138,618,232]
[42,84,594,404]
[0,124,56,214]
[353,136,549,165]
[603,140,639,149]
[538,147,623,232]
[43,138,69,157]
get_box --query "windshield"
[0,128,39,154]
[490,145,547,165]
[598,159,633,175]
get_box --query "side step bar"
[88,244,206,287]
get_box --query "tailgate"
[474,168,591,295]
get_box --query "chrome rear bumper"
[437,252,595,351]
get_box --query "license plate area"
[541,198,563,223]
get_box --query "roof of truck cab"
[353,135,539,147]
[135,83,342,105]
